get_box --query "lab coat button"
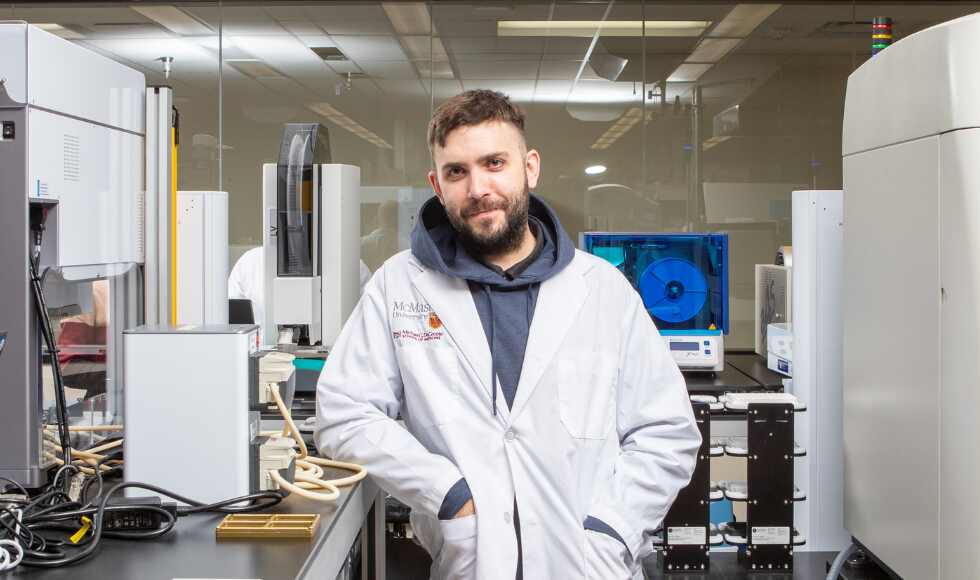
[505,430,516,441]
[504,512,512,523]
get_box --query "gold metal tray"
[216,514,320,540]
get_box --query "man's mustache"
[461,198,508,218]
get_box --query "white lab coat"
[228,246,372,328]
[316,249,700,580]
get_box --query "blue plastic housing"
[581,232,729,334]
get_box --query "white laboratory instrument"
[790,189,848,552]
[261,124,361,348]
[0,22,145,487]
[842,12,980,579]
[123,325,267,504]
[177,190,229,326]
[754,264,791,357]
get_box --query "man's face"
[428,121,541,256]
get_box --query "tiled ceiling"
[5,1,978,141]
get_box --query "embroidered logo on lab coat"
[391,300,444,344]
[427,312,443,330]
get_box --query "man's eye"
[447,167,465,177]
[488,158,503,168]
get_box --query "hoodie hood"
[410,193,574,287]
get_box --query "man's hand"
[453,499,475,518]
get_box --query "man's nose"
[468,170,493,199]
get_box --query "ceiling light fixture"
[382,2,432,35]
[131,5,213,36]
[382,2,456,83]
[585,165,607,176]
[498,20,711,38]
[666,4,780,84]
[308,102,393,149]
[589,108,655,150]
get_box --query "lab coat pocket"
[557,353,617,440]
[437,515,478,580]
[584,530,631,580]
[398,346,463,429]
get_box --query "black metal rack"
[657,355,807,574]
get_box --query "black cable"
[29,253,72,473]
[0,477,29,497]
[27,505,177,540]
[175,492,284,516]
[18,481,280,568]
[19,483,175,568]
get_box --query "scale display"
[581,233,729,334]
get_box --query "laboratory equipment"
[766,322,792,377]
[261,124,361,348]
[790,189,848,552]
[842,12,980,578]
[754,263,791,357]
[581,232,728,371]
[176,191,229,325]
[123,325,280,504]
[0,22,145,487]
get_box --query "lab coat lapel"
[510,258,589,421]
[411,268,505,418]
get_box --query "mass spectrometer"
[842,11,980,579]
[0,22,145,487]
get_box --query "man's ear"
[427,170,445,204]
[525,148,541,190]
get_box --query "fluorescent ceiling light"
[498,20,711,38]
[383,2,431,35]
[686,38,742,63]
[590,108,654,150]
[225,59,284,79]
[702,136,732,151]
[666,4,780,84]
[708,4,780,38]
[34,23,84,39]
[667,63,713,82]
[308,102,392,149]
[131,5,213,36]
[585,165,607,176]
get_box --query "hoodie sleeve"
[585,287,702,563]
[315,264,467,519]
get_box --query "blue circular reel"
[639,258,708,324]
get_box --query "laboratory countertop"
[683,352,786,394]
[12,474,381,580]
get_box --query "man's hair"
[427,89,526,150]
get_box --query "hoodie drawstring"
[484,284,498,416]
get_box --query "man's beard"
[446,179,530,259]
